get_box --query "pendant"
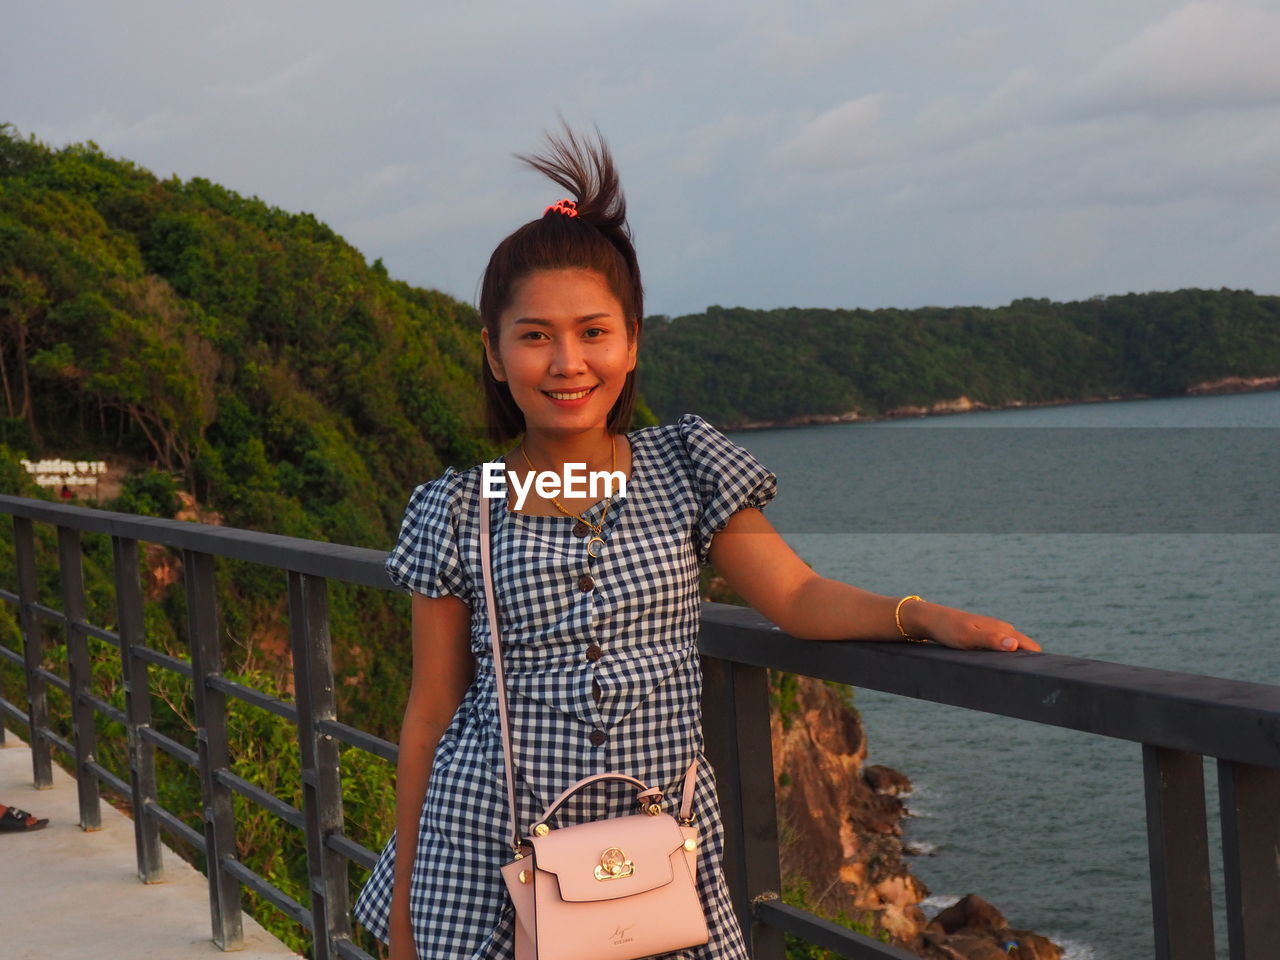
[572,521,590,538]
[586,536,605,558]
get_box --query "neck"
[520,428,614,471]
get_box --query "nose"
[549,336,588,376]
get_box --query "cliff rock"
[770,675,1062,959]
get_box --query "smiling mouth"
[544,386,597,400]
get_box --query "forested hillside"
[0,125,492,548]
[639,292,1280,425]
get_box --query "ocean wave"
[1055,936,1103,960]
[904,807,939,821]
[903,840,940,856]
[919,893,961,914]
[903,781,945,802]
[902,782,946,816]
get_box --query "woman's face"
[483,267,637,438]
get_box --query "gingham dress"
[353,413,777,960]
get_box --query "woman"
[353,127,1040,960]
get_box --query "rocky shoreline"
[769,675,1063,959]
[723,374,1280,431]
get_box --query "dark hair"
[480,126,643,443]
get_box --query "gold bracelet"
[894,595,928,643]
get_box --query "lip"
[542,385,598,407]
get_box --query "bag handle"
[478,476,698,853]
[532,772,663,833]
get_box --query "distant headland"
[637,293,1280,429]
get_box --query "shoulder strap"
[478,487,522,853]
[479,476,699,851]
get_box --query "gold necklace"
[519,435,617,558]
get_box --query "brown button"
[585,643,602,662]
[572,521,590,538]
[592,678,603,703]
[589,729,607,747]
[578,574,595,592]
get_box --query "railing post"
[702,657,744,929]
[1142,745,1215,960]
[14,516,51,788]
[59,525,101,830]
[701,656,784,960]
[731,661,784,960]
[113,535,164,881]
[185,548,244,950]
[1217,759,1280,959]
[288,571,351,959]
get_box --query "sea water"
[725,391,1279,960]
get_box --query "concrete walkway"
[1,730,298,960]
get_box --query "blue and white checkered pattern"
[354,414,777,960]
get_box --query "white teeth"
[547,388,593,400]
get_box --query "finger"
[968,620,1018,651]
[997,631,1040,652]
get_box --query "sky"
[5,0,1280,318]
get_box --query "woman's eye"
[584,327,607,338]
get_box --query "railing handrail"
[0,495,391,589]
[3,494,1278,960]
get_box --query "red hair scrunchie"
[544,198,579,218]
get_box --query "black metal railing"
[0,494,1277,960]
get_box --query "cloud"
[1084,2,1280,114]
[945,25,1013,71]
[773,95,892,171]
[662,112,778,180]
[33,109,195,151]
[913,67,1043,147]
[331,162,418,212]
[206,52,326,100]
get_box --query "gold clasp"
[594,847,635,881]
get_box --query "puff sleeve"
[678,413,778,564]
[384,467,474,605]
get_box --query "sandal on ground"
[0,805,49,831]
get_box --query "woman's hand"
[901,598,1041,652]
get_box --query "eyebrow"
[512,313,615,326]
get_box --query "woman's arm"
[706,508,1040,651]
[388,592,475,960]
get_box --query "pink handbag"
[479,491,710,960]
